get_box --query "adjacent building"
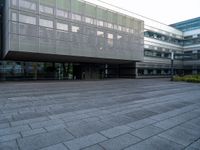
[0,0,199,80]
[171,17,200,75]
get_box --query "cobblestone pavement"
[0,79,200,150]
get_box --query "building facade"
[0,0,199,80]
[0,0,144,80]
[137,16,200,78]
[171,18,200,75]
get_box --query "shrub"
[174,75,200,83]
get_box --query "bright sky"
[100,0,200,25]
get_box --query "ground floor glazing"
[0,60,199,80]
[0,61,136,80]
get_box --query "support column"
[33,62,37,80]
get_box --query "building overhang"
[3,51,141,64]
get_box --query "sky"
[100,0,200,25]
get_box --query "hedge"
[174,75,200,83]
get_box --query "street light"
[171,52,174,81]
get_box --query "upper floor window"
[56,9,68,18]
[39,18,53,28]
[107,23,113,29]
[40,5,53,14]
[72,14,81,21]
[130,29,134,34]
[118,26,122,31]
[19,0,36,11]
[97,31,104,37]
[19,14,36,25]
[108,33,113,39]
[11,13,17,21]
[97,20,103,27]
[114,25,118,30]
[117,35,122,40]
[85,17,93,24]
[57,22,68,31]
[72,26,80,33]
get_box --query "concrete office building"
[0,0,199,80]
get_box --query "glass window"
[97,31,104,37]
[39,18,53,28]
[97,20,103,27]
[10,22,18,34]
[118,26,122,31]
[108,33,113,39]
[19,0,36,11]
[56,9,68,18]
[19,14,36,25]
[72,26,80,33]
[12,13,17,21]
[164,53,170,58]
[72,14,82,21]
[125,28,129,33]
[107,33,113,47]
[130,29,134,34]
[122,27,126,32]
[107,23,113,29]
[40,5,53,14]
[85,17,93,24]
[114,25,118,30]
[57,22,68,31]
[108,39,113,47]
[117,35,122,40]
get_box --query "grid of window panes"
[144,31,183,46]
[137,68,185,76]
[183,50,200,60]
[170,17,200,32]
[0,60,74,80]
[138,68,171,76]
[144,48,183,60]
[8,0,144,60]
[183,35,200,46]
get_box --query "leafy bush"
[174,75,200,83]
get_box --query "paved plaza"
[0,79,200,150]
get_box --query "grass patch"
[174,75,200,83]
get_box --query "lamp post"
[171,52,174,81]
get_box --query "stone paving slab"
[99,134,141,150]
[82,145,104,150]
[21,128,46,137]
[0,140,19,150]
[187,139,200,150]
[130,125,163,139]
[124,136,184,150]
[40,143,68,150]
[159,126,200,146]
[18,129,74,150]
[64,133,107,150]
[0,79,200,150]
[127,118,157,129]
[100,125,132,138]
